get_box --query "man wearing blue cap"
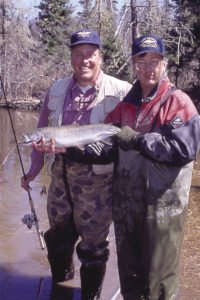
[21,29,131,299]
[105,34,200,299]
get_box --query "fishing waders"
[44,222,79,300]
[44,154,79,284]
[77,245,109,299]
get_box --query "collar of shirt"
[141,85,158,103]
[65,71,104,112]
[141,72,168,103]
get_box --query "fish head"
[21,131,43,145]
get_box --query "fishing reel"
[22,213,45,250]
[22,213,38,229]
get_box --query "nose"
[145,62,153,71]
[77,54,89,62]
[82,57,89,63]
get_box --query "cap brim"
[132,50,164,58]
[70,41,101,48]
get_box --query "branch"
[0,146,16,169]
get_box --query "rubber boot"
[80,263,106,300]
[44,223,78,282]
[47,251,75,282]
[50,282,75,300]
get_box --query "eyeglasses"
[134,59,163,71]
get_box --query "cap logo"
[76,31,91,38]
[140,37,158,48]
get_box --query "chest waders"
[44,154,79,285]
[45,75,130,299]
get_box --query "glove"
[66,141,116,164]
[114,125,139,151]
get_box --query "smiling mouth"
[80,67,91,71]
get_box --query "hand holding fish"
[32,137,66,153]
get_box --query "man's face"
[133,52,167,91]
[71,44,102,86]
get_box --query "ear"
[99,56,103,66]
[163,58,168,69]
[132,57,136,68]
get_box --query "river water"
[0,108,121,299]
[0,109,51,299]
[0,108,199,300]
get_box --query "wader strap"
[62,154,74,209]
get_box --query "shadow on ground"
[0,265,81,300]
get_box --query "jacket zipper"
[133,103,142,130]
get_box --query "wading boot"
[44,224,78,282]
[77,243,109,300]
[50,282,76,300]
[80,263,106,300]
[48,253,75,282]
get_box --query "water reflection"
[0,109,37,167]
[0,108,50,234]
[0,108,51,299]
[0,109,121,300]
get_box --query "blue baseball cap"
[70,29,101,48]
[132,34,165,57]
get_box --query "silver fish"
[18,124,121,147]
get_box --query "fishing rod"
[0,75,45,250]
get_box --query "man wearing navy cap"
[105,34,200,299]
[21,28,131,299]
[70,29,101,47]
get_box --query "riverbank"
[180,158,200,299]
[0,99,42,110]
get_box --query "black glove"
[114,125,139,151]
[66,141,117,164]
[85,141,107,156]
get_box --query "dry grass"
[180,160,200,300]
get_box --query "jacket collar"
[124,72,169,106]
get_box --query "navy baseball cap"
[132,34,165,57]
[70,29,101,48]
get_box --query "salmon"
[18,123,120,147]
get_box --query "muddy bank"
[0,99,42,111]
[180,158,200,300]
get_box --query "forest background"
[0,0,199,108]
